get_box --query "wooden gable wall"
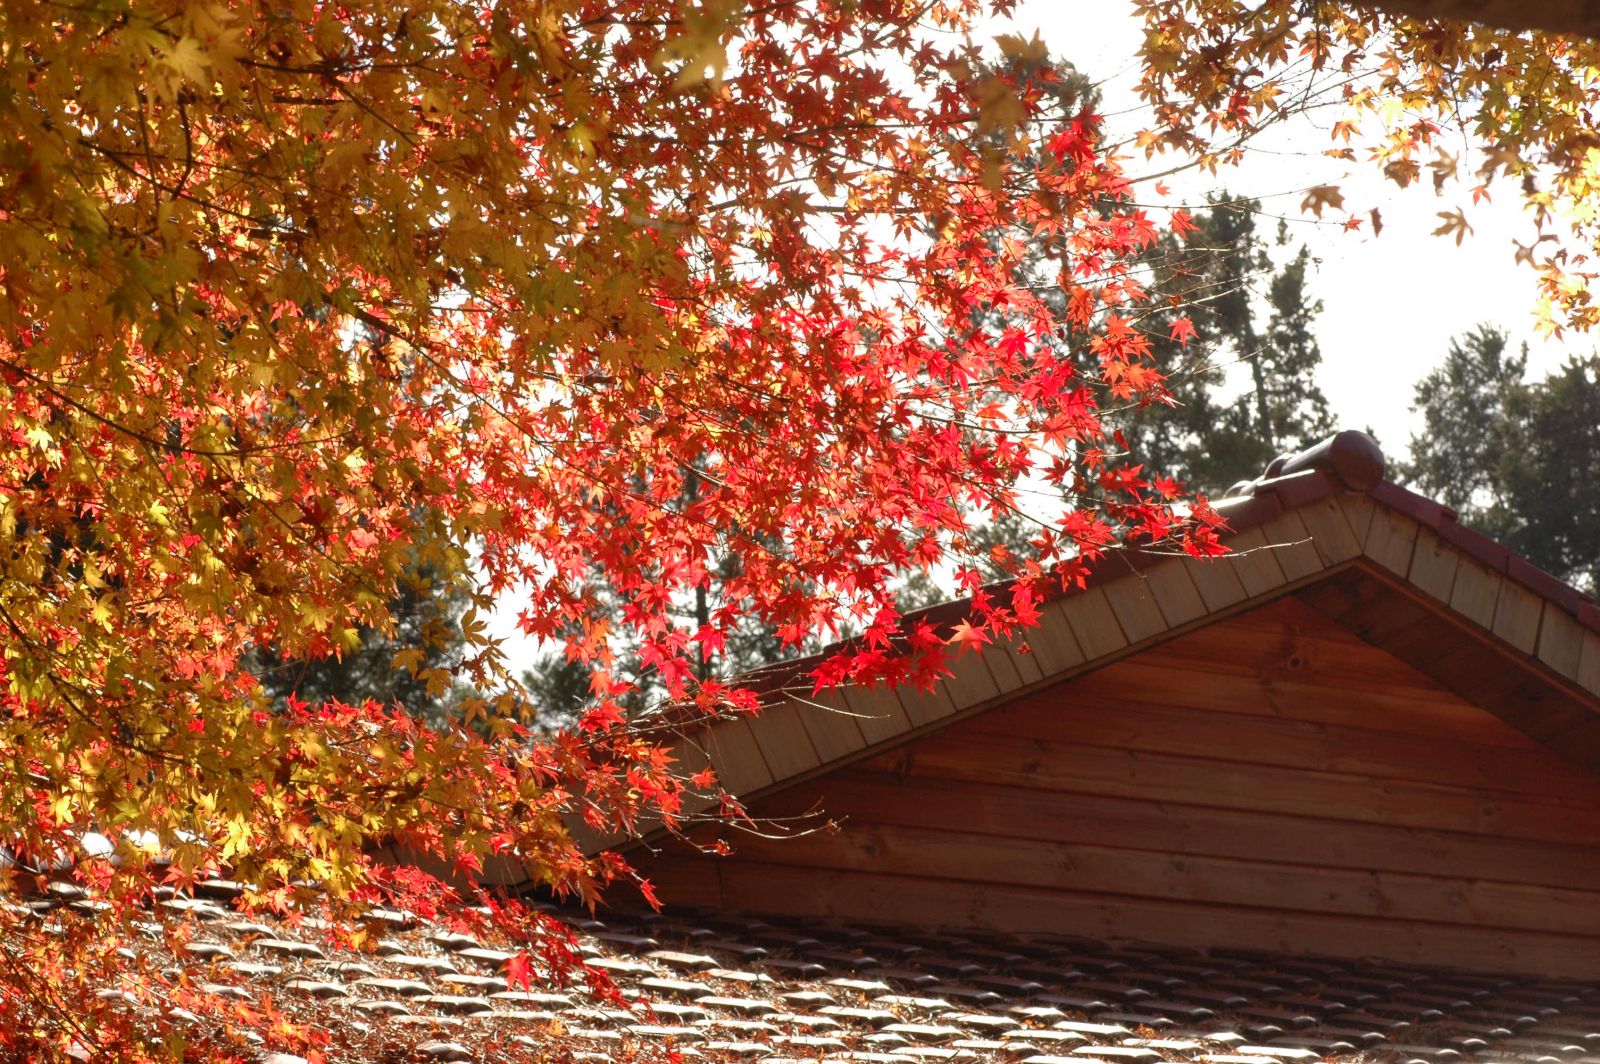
[636,597,1600,977]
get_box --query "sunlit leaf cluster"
[1135,0,1600,332]
[0,0,1212,1055]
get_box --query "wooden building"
[618,431,1600,978]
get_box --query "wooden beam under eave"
[1359,0,1600,38]
[1296,563,1600,770]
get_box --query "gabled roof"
[581,431,1600,854]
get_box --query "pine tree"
[249,562,471,727]
[1114,203,1334,490]
[1406,327,1600,592]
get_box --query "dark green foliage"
[1406,325,1528,513]
[519,652,593,732]
[1113,203,1333,491]
[250,563,470,726]
[1405,326,1600,592]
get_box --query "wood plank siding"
[634,596,1600,977]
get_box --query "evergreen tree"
[1112,202,1334,490]
[1405,327,1600,592]
[249,562,470,727]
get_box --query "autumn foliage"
[0,0,1223,1057]
[1135,0,1600,333]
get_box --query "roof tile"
[43,872,1600,1064]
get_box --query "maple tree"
[893,191,1338,609]
[1134,0,1600,333]
[0,1,1218,1058]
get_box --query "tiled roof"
[51,881,1600,1064]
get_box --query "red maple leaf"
[506,951,535,993]
[948,620,992,650]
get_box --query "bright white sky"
[989,0,1574,462]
